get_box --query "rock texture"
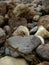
[36,44,49,60]
[5,36,41,57]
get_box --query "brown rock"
[9,16,27,31]
[0,2,7,16]
[42,0,49,13]
[36,44,49,60]
[37,61,49,65]
[38,15,49,28]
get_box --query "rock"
[13,26,29,37]
[42,0,49,13]
[33,15,40,21]
[46,24,49,31]
[30,26,38,35]
[0,15,4,26]
[9,16,27,31]
[38,15,49,29]
[13,4,41,19]
[0,46,5,55]
[0,56,28,65]
[4,25,12,36]
[37,61,49,65]
[0,28,6,46]
[5,35,41,57]
[0,2,7,16]
[36,44,49,60]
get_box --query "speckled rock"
[36,44,49,60]
[37,61,49,65]
[0,28,6,46]
[0,56,28,65]
[38,15,49,29]
[5,35,41,57]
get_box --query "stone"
[0,15,4,26]
[42,0,49,13]
[3,25,12,36]
[36,44,49,60]
[0,28,6,46]
[13,26,29,37]
[37,61,49,65]
[30,26,38,35]
[5,35,41,57]
[0,2,7,16]
[38,15,49,29]
[0,56,28,65]
[9,16,27,31]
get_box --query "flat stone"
[36,44,49,60]
[5,35,41,57]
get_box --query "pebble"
[4,25,12,36]
[5,35,41,57]
[36,44,49,61]
[0,56,28,65]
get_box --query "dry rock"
[0,56,28,65]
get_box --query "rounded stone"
[5,35,41,57]
[36,44,49,60]
[38,15,49,28]
[4,25,12,36]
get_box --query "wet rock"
[36,44,49,61]
[38,15,49,29]
[0,28,6,46]
[37,61,49,65]
[0,56,28,65]
[5,35,41,57]
[30,26,38,35]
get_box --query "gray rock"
[30,26,38,34]
[36,44,49,60]
[5,35,41,57]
